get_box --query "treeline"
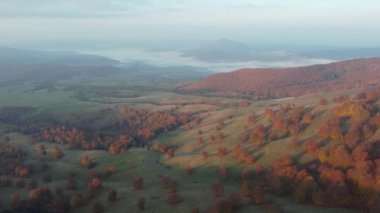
[32,107,194,154]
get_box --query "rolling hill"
[0,46,119,66]
[183,58,380,98]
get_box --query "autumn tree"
[107,189,118,203]
[249,125,266,145]
[201,151,209,160]
[104,165,116,178]
[166,148,175,158]
[240,100,250,108]
[134,177,143,191]
[210,183,224,197]
[251,186,264,205]
[247,114,257,124]
[305,140,319,154]
[28,187,53,207]
[70,193,83,208]
[241,180,251,197]
[219,165,228,181]
[167,193,182,204]
[290,136,300,148]
[28,179,38,190]
[10,192,21,207]
[192,208,200,213]
[15,166,30,178]
[217,147,228,158]
[184,166,193,176]
[91,177,102,189]
[137,197,145,210]
[292,176,314,203]
[36,144,46,155]
[228,192,242,211]
[91,200,105,213]
[51,146,64,159]
[108,143,119,155]
[42,173,52,183]
[15,179,25,188]
[319,98,328,106]
[65,177,78,190]
[81,155,94,169]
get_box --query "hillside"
[183,58,380,99]
[2,49,380,213]
[0,53,379,212]
[0,47,119,66]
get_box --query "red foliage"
[183,58,380,99]
[324,145,353,169]
[333,101,372,121]
[210,183,224,197]
[36,108,193,154]
[319,166,346,185]
[247,114,257,124]
[166,148,175,158]
[305,140,319,154]
[10,192,21,206]
[249,125,266,145]
[201,151,209,160]
[108,143,120,155]
[192,208,200,213]
[252,186,265,205]
[371,115,380,128]
[161,176,178,193]
[15,166,30,178]
[137,197,145,210]
[217,147,228,158]
[184,166,193,176]
[219,165,228,181]
[319,98,328,106]
[317,118,343,142]
[167,193,182,204]
[51,146,64,159]
[70,193,83,208]
[134,177,143,191]
[240,180,251,197]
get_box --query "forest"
[183,58,380,100]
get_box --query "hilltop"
[183,58,380,99]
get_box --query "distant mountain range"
[182,58,380,99]
[0,46,118,66]
[0,47,209,86]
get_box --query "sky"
[0,0,379,49]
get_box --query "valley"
[1,59,379,212]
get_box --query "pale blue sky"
[0,0,379,48]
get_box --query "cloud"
[0,0,379,48]
[0,0,153,18]
[0,0,267,18]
